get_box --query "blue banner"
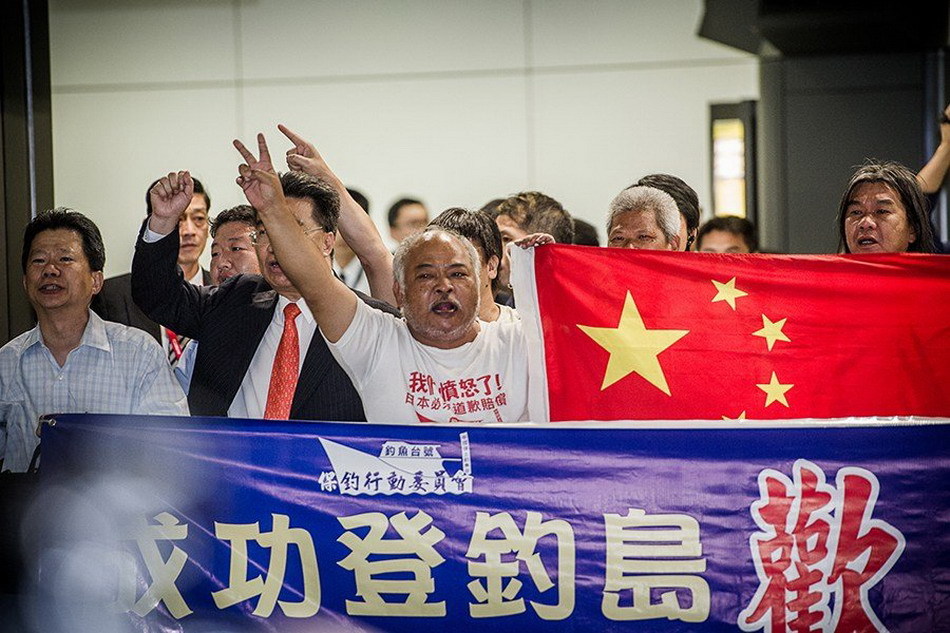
[33,414,950,632]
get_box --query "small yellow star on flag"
[752,315,791,351]
[756,371,793,408]
[722,411,747,420]
[711,277,748,310]
[577,291,689,394]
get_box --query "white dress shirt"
[227,295,316,419]
[0,311,188,471]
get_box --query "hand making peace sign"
[233,133,284,213]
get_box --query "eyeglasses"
[250,226,325,245]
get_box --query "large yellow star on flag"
[752,315,791,351]
[756,371,793,407]
[577,292,689,394]
[711,277,748,310]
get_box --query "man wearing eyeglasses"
[131,169,396,421]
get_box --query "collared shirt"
[142,224,318,419]
[227,296,317,419]
[0,310,189,472]
[333,257,371,295]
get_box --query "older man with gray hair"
[606,186,682,251]
[232,132,535,424]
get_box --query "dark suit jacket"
[131,224,398,421]
[93,269,211,342]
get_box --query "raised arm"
[278,124,396,305]
[132,171,208,337]
[234,133,357,343]
[918,103,950,194]
[148,170,194,235]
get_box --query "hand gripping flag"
[512,246,950,422]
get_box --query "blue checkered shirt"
[0,310,188,471]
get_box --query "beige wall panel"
[49,0,238,87]
[52,88,242,277]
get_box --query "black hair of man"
[696,215,758,253]
[22,207,106,273]
[572,218,600,246]
[346,188,370,214]
[429,208,504,294]
[273,170,341,234]
[633,174,700,245]
[494,191,575,244]
[836,160,936,254]
[145,176,210,215]
[210,205,257,238]
[387,197,424,228]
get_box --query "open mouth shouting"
[431,300,460,316]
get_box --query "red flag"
[513,246,950,422]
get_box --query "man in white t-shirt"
[233,132,537,424]
[330,229,529,423]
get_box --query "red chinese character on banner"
[827,469,905,633]
[739,460,904,633]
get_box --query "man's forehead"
[610,209,655,230]
[848,193,898,205]
[30,228,82,251]
[216,221,255,237]
[850,182,899,201]
[185,195,208,214]
[409,235,471,265]
[286,197,317,223]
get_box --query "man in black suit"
[132,169,396,421]
[92,178,212,343]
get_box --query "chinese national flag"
[512,246,950,422]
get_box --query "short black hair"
[634,174,700,246]
[145,176,209,215]
[346,188,370,214]
[572,218,600,246]
[211,205,257,238]
[22,208,106,273]
[275,171,341,233]
[696,215,758,252]
[493,191,574,244]
[429,208,503,293]
[388,198,424,228]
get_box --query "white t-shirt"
[494,303,520,324]
[326,299,529,424]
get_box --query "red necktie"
[264,303,302,419]
[166,328,189,364]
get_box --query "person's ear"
[393,280,404,309]
[486,255,499,280]
[91,271,104,295]
[321,230,336,256]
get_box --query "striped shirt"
[0,310,188,471]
